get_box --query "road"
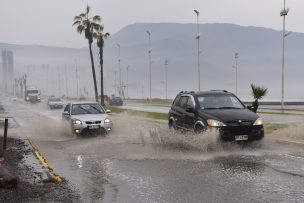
[2,96,304,202]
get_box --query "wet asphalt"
[2,97,304,203]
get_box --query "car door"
[182,96,196,130]
[176,96,189,129]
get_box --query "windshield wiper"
[202,107,219,110]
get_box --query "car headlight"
[73,120,82,125]
[26,97,29,101]
[104,118,111,123]
[253,118,263,125]
[207,119,226,127]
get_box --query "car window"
[186,97,195,108]
[173,96,181,106]
[198,95,244,109]
[64,104,70,112]
[179,96,189,109]
[71,103,105,115]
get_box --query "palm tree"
[93,24,110,106]
[73,5,100,102]
[250,84,268,113]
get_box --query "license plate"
[235,135,248,141]
[88,125,99,129]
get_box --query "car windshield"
[71,103,105,115]
[198,95,244,109]
[28,90,38,94]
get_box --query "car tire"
[194,124,205,134]
[168,119,177,130]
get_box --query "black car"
[168,90,264,141]
[109,97,123,106]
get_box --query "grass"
[106,106,168,120]
[106,106,290,134]
[264,123,289,134]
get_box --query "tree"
[93,24,110,106]
[250,83,268,113]
[73,5,100,102]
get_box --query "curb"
[27,138,62,183]
[276,139,304,147]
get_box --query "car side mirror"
[106,109,111,114]
[62,111,69,116]
[247,105,255,112]
[185,106,195,113]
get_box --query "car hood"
[199,108,259,123]
[70,114,108,121]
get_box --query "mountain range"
[1,23,304,100]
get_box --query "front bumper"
[72,121,113,135]
[219,125,264,141]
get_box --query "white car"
[62,102,112,135]
[48,97,64,109]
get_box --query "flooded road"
[2,97,304,202]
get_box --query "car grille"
[85,121,101,124]
[226,120,252,127]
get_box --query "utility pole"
[164,60,168,100]
[147,30,152,101]
[64,64,68,98]
[126,66,130,99]
[233,53,239,95]
[194,9,201,91]
[75,60,79,99]
[117,44,121,98]
[280,0,290,112]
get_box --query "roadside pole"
[3,118,8,151]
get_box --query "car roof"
[178,90,234,97]
[69,101,100,105]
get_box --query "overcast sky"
[0,0,303,48]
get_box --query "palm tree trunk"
[89,43,99,103]
[99,45,104,106]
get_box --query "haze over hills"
[1,23,304,100]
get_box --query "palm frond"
[76,25,85,34]
[79,13,86,18]
[104,32,110,38]
[92,15,101,22]
[250,84,268,100]
[73,15,82,21]
[72,20,81,26]
[86,5,90,15]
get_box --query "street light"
[147,30,152,101]
[164,60,168,100]
[232,53,239,95]
[194,9,201,91]
[117,44,121,98]
[126,65,130,99]
[280,0,290,111]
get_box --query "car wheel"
[194,124,205,134]
[168,119,177,130]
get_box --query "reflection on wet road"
[2,97,304,202]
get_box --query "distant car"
[109,97,123,106]
[48,97,64,109]
[168,90,264,142]
[62,102,112,136]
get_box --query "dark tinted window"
[186,97,195,108]
[64,104,70,112]
[179,96,189,109]
[173,95,181,106]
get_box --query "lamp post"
[194,9,201,91]
[280,0,290,112]
[233,53,239,95]
[164,60,168,100]
[117,44,121,98]
[126,66,130,99]
[147,30,152,101]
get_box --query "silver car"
[62,102,112,135]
